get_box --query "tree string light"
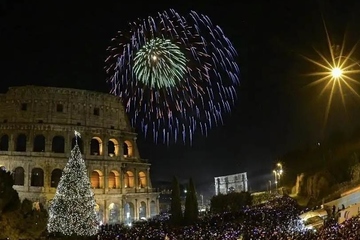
[47,131,99,236]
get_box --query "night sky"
[2,1,360,196]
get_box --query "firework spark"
[105,9,240,144]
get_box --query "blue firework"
[105,9,240,144]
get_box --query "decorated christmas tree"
[47,131,99,237]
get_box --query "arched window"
[51,169,62,188]
[31,168,44,187]
[90,138,100,155]
[123,140,133,157]
[108,141,115,156]
[0,134,9,151]
[108,170,120,189]
[13,167,24,186]
[109,203,120,224]
[139,201,146,219]
[124,202,135,225]
[138,171,146,188]
[33,134,45,152]
[16,134,27,152]
[150,201,157,217]
[108,171,116,189]
[124,171,134,188]
[123,142,128,156]
[91,170,103,189]
[71,137,84,153]
[108,138,119,157]
[52,136,65,153]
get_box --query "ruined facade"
[214,172,248,195]
[0,86,159,224]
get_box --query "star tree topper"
[74,130,81,138]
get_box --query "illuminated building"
[214,172,248,195]
[0,86,159,224]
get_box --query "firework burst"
[105,9,240,144]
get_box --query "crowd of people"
[96,196,360,239]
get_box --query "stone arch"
[138,171,147,188]
[52,135,65,153]
[91,170,103,189]
[124,171,134,188]
[13,167,25,186]
[51,169,62,188]
[0,134,9,151]
[33,134,45,152]
[139,201,146,219]
[95,203,104,224]
[124,202,135,225]
[90,137,103,155]
[108,170,120,189]
[16,133,27,152]
[108,203,121,224]
[108,138,119,157]
[31,168,44,187]
[123,140,133,157]
[150,200,157,217]
[71,137,84,153]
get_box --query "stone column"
[102,136,108,157]
[118,137,124,161]
[147,168,152,189]
[103,165,108,194]
[121,166,126,193]
[27,163,31,191]
[26,130,32,152]
[66,132,72,154]
[134,168,138,190]
[9,133,14,151]
[134,199,138,221]
[119,199,124,223]
[81,134,91,158]
[104,200,109,224]
[156,197,160,215]
[146,198,150,218]
[44,162,50,192]
[45,136,52,153]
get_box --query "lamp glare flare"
[331,67,343,79]
[303,23,360,130]
[272,163,283,193]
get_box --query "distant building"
[214,172,248,195]
[153,180,186,213]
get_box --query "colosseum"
[0,85,159,224]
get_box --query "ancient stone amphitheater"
[0,85,159,224]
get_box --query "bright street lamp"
[331,67,343,79]
[268,180,272,193]
[273,163,283,193]
[273,170,278,191]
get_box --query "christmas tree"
[47,131,99,237]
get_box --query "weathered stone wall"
[0,86,130,131]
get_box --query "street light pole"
[273,163,283,194]
[268,180,272,193]
[273,170,278,192]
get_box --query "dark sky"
[2,1,360,195]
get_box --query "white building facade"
[214,172,248,195]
